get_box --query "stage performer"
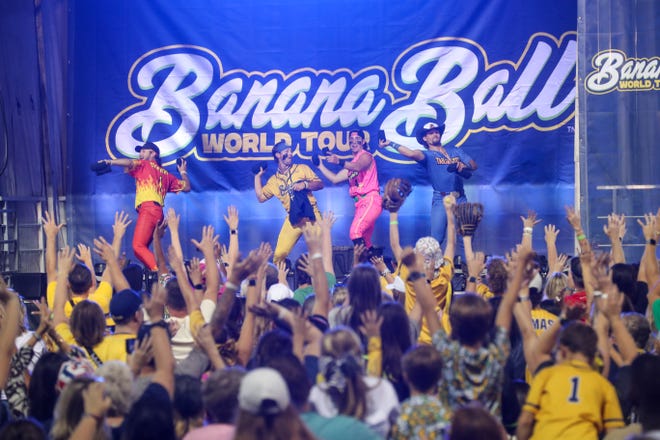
[254,140,324,263]
[316,129,383,250]
[379,122,477,247]
[100,142,190,271]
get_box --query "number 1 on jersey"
[568,376,580,403]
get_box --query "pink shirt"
[348,149,379,197]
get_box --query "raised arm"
[166,208,184,261]
[303,223,330,318]
[316,156,349,184]
[43,211,64,283]
[496,248,534,333]
[75,244,97,291]
[191,225,220,304]
[253,166,268,202]
[53,247,76,327]
[318,211,337,276]
[389,211,403,263]
[544,224,560,273]
[175,158,191,192]
[0,283,21,389]
[104,158,133,168]
[93,236,130,292]
[223,206,240,270]
[168,246,200,316]
[604,214,626,264]
[638,213,659,287]
[143,283,175,397]
[378,139,425,161]
[152,218,170,277]
[520,210,542,251]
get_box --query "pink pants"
[133,201,163,271]
[350,192,383,248]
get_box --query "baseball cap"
[110,289,143,321]
[416,121,445,146]
[266,283,294,302]
[272,140,291,155]
[56,359,96,391]
[238,368,290,415]
[135,142,161,156]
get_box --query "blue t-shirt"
[422,147,473,194]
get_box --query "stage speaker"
[4,272,47,300]
[332,246,354,281]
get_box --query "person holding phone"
[98,142,191,271]
[379,123,477,248]
[254,140,325,263]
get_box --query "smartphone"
[125,338,137,354]
[378,130,386,141]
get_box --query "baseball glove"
[453,202,484,236]
[382,178,412,212]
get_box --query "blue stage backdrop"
[67,0,577,261]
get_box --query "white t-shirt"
[309,375,400,437]
[167,299,216,362]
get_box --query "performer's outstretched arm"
[316,157,348,184]
[253,167,268,202]
[104,158,134,168]
[378,139,425,161]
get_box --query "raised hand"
[223,206,239,231]
[112,211,133,238]
[521,210,542,229]
[76,243,93,265]
[188,257,203,287]
[144,282,167,321]
[565,205,583,232]
[42,211,64,238]
[544,224,560,243]
[302,223,322,255]
[166,208,180,232]
[154,218,168,240]
[191,225,218,255]
[318,211,337,232]
[637,212,657,241]
[57,246,76,275]
[92,236,115,263]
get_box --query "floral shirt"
[432,325,510,417]
[390,394,450,440]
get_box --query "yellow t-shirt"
[47,281,113,316]
[261,164,321,212]
[399,260,453,344]
[523,360,624,440]
[531,308,558,336]
[54,323,133,365]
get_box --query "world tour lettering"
[110,34,577,160]
[585,50,660,94]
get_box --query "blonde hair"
[544,272,569,302]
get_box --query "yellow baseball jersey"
[523,360,624,440]
[531,308,558,336]
[399,260,453,344]
[261,164,321,212]
[54,323,133,365]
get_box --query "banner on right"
[578,0,659,260]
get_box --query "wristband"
[468,276,477,283]
[225,281,239,291]
[310,252,323,260]
[389,141,402,151]
[304,181,309,189]
[390,221,399,225]
[180,171,188,175]
[407,271,426,283]
[518,296,530,302]
[523,227,533,234]
[192,283,203,290]
[230,229,238,235]
[380,269,391,277]
[248,279,257,287]
[576,233,586,241]
[649,239,657,246]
